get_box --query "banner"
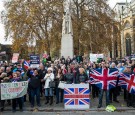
[30,55,40,68]
[1,81,28,100]
[64,84,90,110]
[12,53,19,63]
[90,53,104,62]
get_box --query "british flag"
[64,84,90,109]
[90,68,119,90]
[23,61,30,71]
[119,73,135,94]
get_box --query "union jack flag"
[119,73,135,94]
[90,68,119,90]
[23,61,30,71]
[64,84,90,109]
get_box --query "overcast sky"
[0,0,131,44]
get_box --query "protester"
[55,68,64,104]
[43,67,54,105]
[90,63,99,98]
[122,65,135,107]
[6,67,13,79]
[109,62,119,103]
[64,67,75,84]
[11,72,23,112]
[38,63,47,97]
[76,68,88,84]
[27,67,34,103]
[97,61,110,108]
[28,69,41,107]
[0,73,9,112]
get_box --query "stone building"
[114,0,135,57]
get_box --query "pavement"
[1,111,135,115]
[1,90,135,114]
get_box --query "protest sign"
[90,53,104,62]
[1,81,28,100]
[30,55,40,68]
[64,84,90,110]
[12,53,19,63]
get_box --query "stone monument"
[61,0,74,59]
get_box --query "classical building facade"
[114,0,135,57]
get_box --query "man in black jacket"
[38,64,47,97]
[29,69,41,108]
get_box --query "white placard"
[90,53,104,62]
[1,81,28,100]
[12,53,19,63]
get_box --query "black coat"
[76,72,88,84]
[55,74,64,87]
[28,75,41,89]
[38,69,47,79]
[64,73,75,84]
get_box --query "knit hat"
[47,67,53,72]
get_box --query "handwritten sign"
[1,81,28,100]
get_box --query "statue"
[62,0,72,35]
[61,0,74,59]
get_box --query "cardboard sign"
[1,81,28,100]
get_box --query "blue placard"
[30,55,40,65]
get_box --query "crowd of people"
[0,55,135,112]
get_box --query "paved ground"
[1,90,135,114]
[1,111,135,115]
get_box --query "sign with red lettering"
[1,81,28,100]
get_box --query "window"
[133,20,135,27]
[125,33,131,56]
[124,21,130,28]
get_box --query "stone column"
[130,10,135,54]
[124,36,126,56]
[131,34,134,54]
[121,30,125,57]
[112,26,115,59]
[117,38,121,58]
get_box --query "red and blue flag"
[119,73,135,94]
[90,68,119,90]
[64,88,90,105]
[23,61,30,71]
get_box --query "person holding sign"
[0,73,10,112]
[11,72,23,112]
